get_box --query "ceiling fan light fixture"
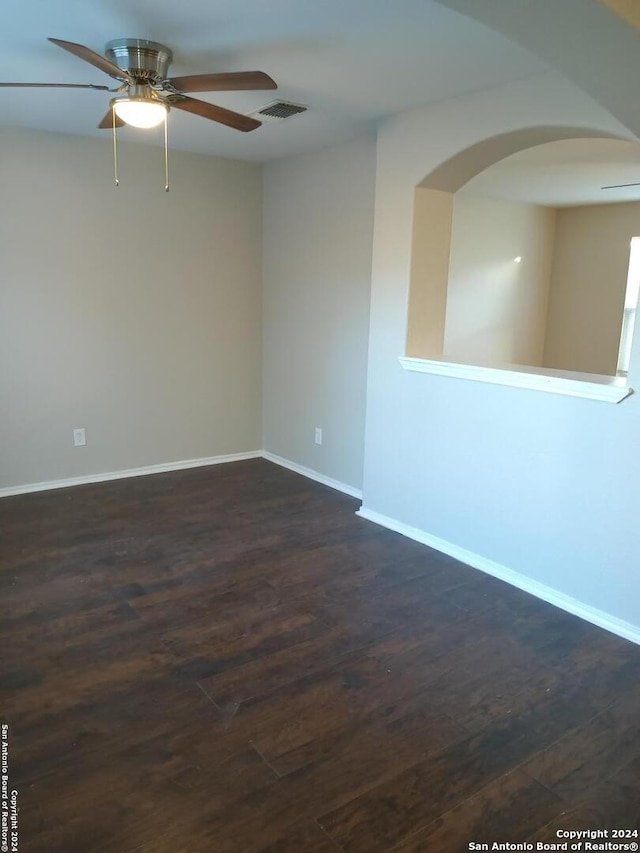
[113,97,168,128]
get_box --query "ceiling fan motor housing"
[105,39,173,83]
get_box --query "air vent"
[249,100,308,123]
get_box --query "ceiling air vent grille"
[249,100,308,123]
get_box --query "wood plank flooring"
[1,458,639,851]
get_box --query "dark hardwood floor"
[1,458,639,851]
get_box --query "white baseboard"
[0,451,263,498]
[357,506,640,647]
[1,450,363,500]
[262,451,363,499]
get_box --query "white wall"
[0,126,263,490]
[543,201,639,375]
[360,71,640,631]
[444,195,556,366]
[262,137,376,491]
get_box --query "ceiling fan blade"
[602,182,640,189]
[171,96,261,132]
[167,71,277,93]
[98,108,125,129]
[48,38,130,81]
[0,82,110,90]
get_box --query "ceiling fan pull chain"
[164,112,170,192]
[112,106,119,187]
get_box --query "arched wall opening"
[406,126,629,363]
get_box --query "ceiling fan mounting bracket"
[105,38,173,85]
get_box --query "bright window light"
[616,236,640,377]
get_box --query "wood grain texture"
[390,769,562,852]
[1,458,639,851]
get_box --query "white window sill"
[398,356,633,403]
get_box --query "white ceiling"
[0,0,548,162]
[436,0,640,140]
[460,138,640,207]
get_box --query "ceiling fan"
[0,37,278,190]
[602,181,640,190]
[0,37,277,132]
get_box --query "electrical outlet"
[315,427,323,446]
[73,428,86,447]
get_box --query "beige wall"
[262,136,376,491]
[406,188,454,358]
[543,201,638,375]
[444,195,557,366]
[0,126,263,489]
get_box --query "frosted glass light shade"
[113,98,168,129]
